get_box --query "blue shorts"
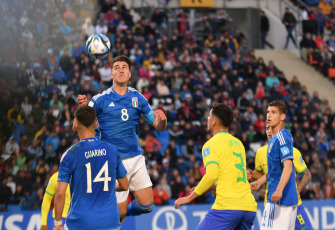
[295,205,313,230]
[197,209,256,230]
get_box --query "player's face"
[110,61,131,84]
[267,106,285,128]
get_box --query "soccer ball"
[85,34,111,59]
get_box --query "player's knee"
[138,202,154,213]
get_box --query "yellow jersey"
[41,171,71,225]
[202,132,257,212]
[255,145,307,206]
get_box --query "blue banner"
[1,200,335,230]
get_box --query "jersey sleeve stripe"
[278,132,286,146]
[45,190,54,196]
[205,161,219,167]
[281,156,294,163]
[276,133,284,146]
[256,169,263,172]
[296,165,307,174]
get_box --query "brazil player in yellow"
[248,125,313,230]
[40,171,70,230]
[175,103,257,230]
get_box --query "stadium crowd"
[0,0,335,212]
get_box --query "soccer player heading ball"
[78,55,167,219]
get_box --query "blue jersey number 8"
[121,108,129,121]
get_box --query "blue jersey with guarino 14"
[88,87,155,159]
[267,128,298,207]
[58,138,127,230]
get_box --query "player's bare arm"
[115,176,129,191]
[77,94,88,106]
[250,173,267,191]
[297,168,312,194]
[54,182,67,230]
[152,110,167,131]
[247,169,264,182]
[174,191,199,209]
[271,160,293,203]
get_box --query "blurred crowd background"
[0,0,335,211]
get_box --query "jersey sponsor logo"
[268,143,273,153]
[88,101,94,107]
[109,102,115,107]
[132,97,138,108]
[203,147,210,157]
[280,146,290,156]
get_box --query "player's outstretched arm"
[247,169,264,182]
[297,168,312,194]
[152,110,167,131]
[54,182,68,230]
[116,176,129,191]
[250,174,267,191]
[40,191,53,230]
[77,94,88,106]
[271,160,293,203]
[175,163,218,209]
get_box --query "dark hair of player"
[74,106,97,128]
[110,55,131,70]
[268,100,287,115]
[211,103,233,128]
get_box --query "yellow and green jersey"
[255,145,307,206]
[41,171,71,225]
[202,132,257,212]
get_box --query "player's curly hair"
[75,105,97,128]
[268,100,287,115]
[211,103,233,128]
[110,55,131,70]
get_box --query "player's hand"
[78,94,88,106]
[271,190,282,203]
[174,196,190,209]
[189,187,196,193]
[250,181,262,191]
[247,169,253,181]
[53,226,64,230]
[40,225,48,230]
[154,110,167,122]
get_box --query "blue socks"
[126,200,154,216]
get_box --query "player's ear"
[94,120,98,128]
[280,113,286,122]
[110,72,114,79]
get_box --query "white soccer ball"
[85,34,111,59]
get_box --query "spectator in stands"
[153,184,170,205]
[151,8,167,30]
[319,0,331,15]
[0,178,12,211]
[282,7,297,49]
[300,32,317,61]
[260,10,274,49]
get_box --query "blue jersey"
[58,138,127,230]
[89,87,155,159]
[267,128,298,207]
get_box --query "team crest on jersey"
[268,143,273,153]
[132,97,138,108]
